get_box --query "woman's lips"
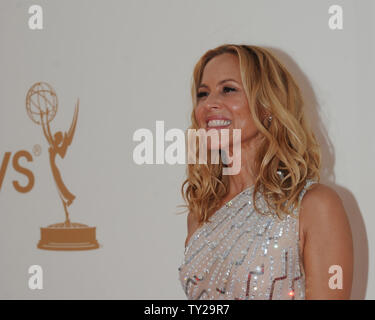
[205,124,231,130]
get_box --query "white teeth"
[207,120,232,127]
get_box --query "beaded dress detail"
[178,178,317,300]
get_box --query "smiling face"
[194,53,260,152]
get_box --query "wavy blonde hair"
[180,44,321,226]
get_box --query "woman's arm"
[299,183,353,299]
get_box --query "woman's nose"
[203,92,223,110]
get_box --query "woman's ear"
[256,100,272,125]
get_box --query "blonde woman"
[178,44,353,300]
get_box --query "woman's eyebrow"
[198,78,239,89]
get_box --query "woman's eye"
[197,87,236,99]
[223,86,236,93]
[197,91,208,98]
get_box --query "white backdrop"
[0,0,373,299]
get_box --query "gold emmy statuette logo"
[26,82,99,250]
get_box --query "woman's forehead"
[201,54,241,85]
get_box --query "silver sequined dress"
[178,178,317,300]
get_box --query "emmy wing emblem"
[26,82,99,250]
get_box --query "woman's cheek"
[193,109,199,124]
[195,108,204,127]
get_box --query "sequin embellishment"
[178,179,317,300]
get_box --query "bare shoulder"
[185,211,200,248]
[299,183,348,231]
[298,182,353,299]
[302,182,341,203]
[187,211,198,230]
